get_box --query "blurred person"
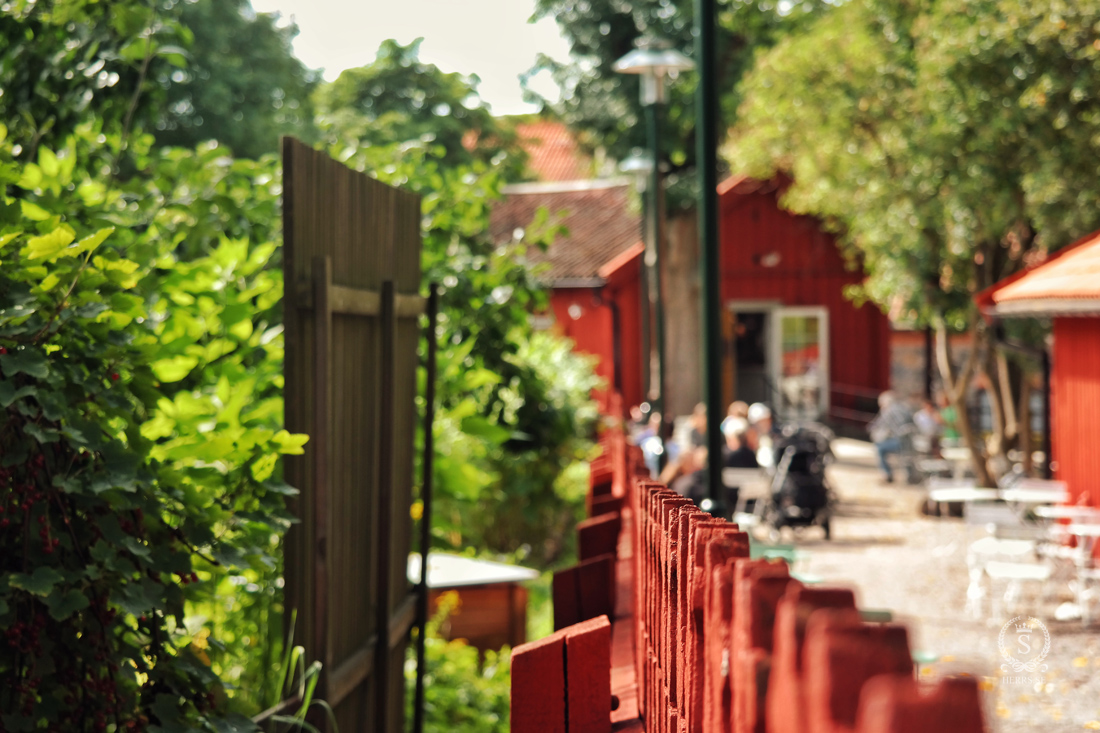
[913,398,944,455]
[937,392,961,447]
[721,417,759,514]
[747,402,776,467]
[688,402,708,448]
[722,417,759,469]
[720,400,749,434]
[635,411,664,478]
[867,390,913,483]
[671,446,710,505]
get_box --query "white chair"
[984,560,1052,620]
[965,536,1037,618]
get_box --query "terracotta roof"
[489,182,642,284]
[978,228,1100,317]
[516,120,591,182]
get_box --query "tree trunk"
[935,315,994,487]
[662,210,703,419]
[1018,376,1033,475]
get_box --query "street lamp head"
[612,37,695,105]
[620,149,654,191]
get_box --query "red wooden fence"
[512,401,985,733]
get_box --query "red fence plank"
[515,417,987,733]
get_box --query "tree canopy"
[527,0,827,205]
[728,0,1100,475]
[315,39,525,177]
[0,0,319,163]
[152,0,320,159]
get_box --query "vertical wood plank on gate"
[312,255,333,683]
[282,138,421,731]
[374,280,397,732]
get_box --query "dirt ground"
[770,438,1100,732]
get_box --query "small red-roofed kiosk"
[976,228,1100,507]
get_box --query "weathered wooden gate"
[281,137,423,731]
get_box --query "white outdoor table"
[927,487,1000,503]
[940,447,971,462]
[1035,505,1100,521]
[1065,523,1100,624]
[1068,523,1100,539]
[1001,487,1070,505]
[940,447,973,478]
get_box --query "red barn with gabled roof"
[978,228,1100,506]
[489,178,644,410]
[718,176,890,424]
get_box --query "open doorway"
[732,310,770,406]
[727,303,830,422]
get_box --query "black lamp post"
[695,0,724,512]
[620,150,654,401]
[613,37,694,421]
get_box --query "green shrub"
[407,593,511,733]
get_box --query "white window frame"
[769,306,830,422]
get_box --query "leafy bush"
[406,593,511,733]
[0,126,302,729]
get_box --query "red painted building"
[979,229,1100,506]
[718,176,890,423]
[490,122,892,421]
[489,178,645,410]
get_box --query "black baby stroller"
[761,424,836,539]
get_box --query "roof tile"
[489,183,642,283]
[516,120,591,182]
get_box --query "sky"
[249,0,573,116]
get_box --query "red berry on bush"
[111,373,120,381]
[0,347,6,354]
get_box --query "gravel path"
[775,439,1100,732]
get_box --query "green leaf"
[9,567,64,596]
[250,452,277,481]
[0,231,22,249]
[23,227,75,261]
[122,537,151,561]
[263,481,300,496]
[46,589,90,621]
[19,200,51,222]
[459,415,511,443]
[0,382,36,407]
[0,349,48,379]
[209,713,262,733]
[150,355,199,382]
[24,422,59,444]
[272,430,308,455]
[72,227,114,256]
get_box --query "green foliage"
[0,0,319,165]
[407,593,510,733]
[527,0,828,207]
[0,127,301,729]
[315,39,526,179]
[730,0,1100,326]
[153,0,320,159]
[0,0,185,162]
